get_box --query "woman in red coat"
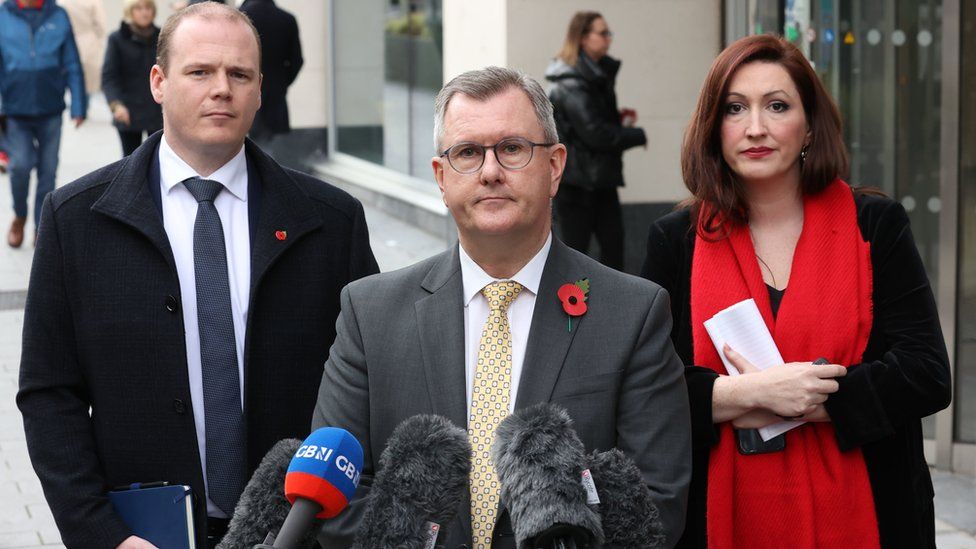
[642,35,950,548]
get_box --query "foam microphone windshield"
[353,414,471,549]
[492,403,603,548]
[217,439,305,549]
[586,449,666,548]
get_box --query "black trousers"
[118,128,160,157]
[554,185,625,271]
[207,517,230,549]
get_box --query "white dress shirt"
[460,233,552,417]
[158,136,250,518]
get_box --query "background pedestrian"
[0,0,87,248]
[546,10,646,271]
[102,0,163,156]
[59,0,108,94]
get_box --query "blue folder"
[108,484,196,549]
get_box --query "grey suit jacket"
[313,237,691,548]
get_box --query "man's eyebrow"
[226,64,258,75]
[181,62,257,75]
[182,62,213,71]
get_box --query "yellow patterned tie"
[469,280,523,548]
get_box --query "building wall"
[444,0,722,205]
[278,0,329,129]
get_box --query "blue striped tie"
[183,177,245,516]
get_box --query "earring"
[800,145,809,167]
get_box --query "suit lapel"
[415,247,468,429]
[91,133,177,273]
[516,239,583,409]
[245,140,324,292]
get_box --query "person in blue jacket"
[0,0,87,248]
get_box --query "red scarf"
[691,179,880,548]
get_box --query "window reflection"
[333,0,442,180]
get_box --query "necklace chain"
[749,225,779,290]
[754,253,778,290]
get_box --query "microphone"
[217,438,307,549]
[227,427,362,549]
[271,427,364,548]
[586,449,666,548]
[353,414,471,549]
[492,403,603,549]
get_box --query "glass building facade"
[332,0,442,181]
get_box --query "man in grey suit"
[313,66,690,549]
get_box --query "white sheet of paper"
[703,298,804,441]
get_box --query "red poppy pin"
[275,230,287,241]
[557,278,589,332]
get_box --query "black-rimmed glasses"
[439,137,556,174]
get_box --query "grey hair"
[433,66,559,152]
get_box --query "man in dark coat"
[17,4,377,549]
[240,0,303,142]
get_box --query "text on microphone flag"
[284,427,363,518]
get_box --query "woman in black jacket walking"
[101,0,161,156]
[546,11,646,271]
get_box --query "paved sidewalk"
[0,95,973,548]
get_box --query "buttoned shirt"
[459,233,552,416]
[158,135,250,518]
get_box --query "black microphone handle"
[533,523,590,549]
[273,497,322,548]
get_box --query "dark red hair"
[681,34,849,236]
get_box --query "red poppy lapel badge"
[557,278,589,332]
[275,230,287,241]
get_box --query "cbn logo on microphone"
[285,427,364,519]
[293,444,362,484]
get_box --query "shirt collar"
[158,135,248,202]
[459,232,552,306]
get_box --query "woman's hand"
[803,405,832,422]
[724,345,847,418]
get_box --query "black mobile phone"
[736,428,785,454]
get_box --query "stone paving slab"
[0,95,118,297]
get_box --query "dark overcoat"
[101,22,163,132]
[17,132,378,548]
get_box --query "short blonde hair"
[123,0,156,23]
[157,2,261,71]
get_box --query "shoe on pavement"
[7,216,25,248]
[0,151,8,174]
